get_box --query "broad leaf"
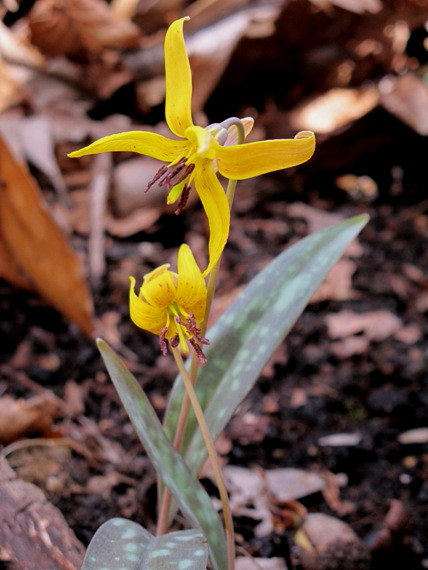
[164,214,369,476]
[82,518,208,569]
[97,340,226,570]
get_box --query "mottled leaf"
[82,518,208,569]
[164,214,368,485]
[97,340,226,570]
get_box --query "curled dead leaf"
[0,136,94,336]
[29,0,140,57]
[296,513,371,570]
[0,393,61,444]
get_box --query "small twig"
[88,153,111,287]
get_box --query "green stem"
[157,121,245,561]
[171,346,236,570]
[157,175,239,536]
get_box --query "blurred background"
[0,1,427,569]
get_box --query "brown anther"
[189,338,208,366]
[174,184,191,215]
[169,334,180,348]
[167,163,194,191]
[176,313,210,346]
[146,165,168,192]
[147,158,195,196]
[159,327,168,355]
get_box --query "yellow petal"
[216,130,315,180]
[129,277,167,334]
[164,17,194,138]
[193,162,230,277]
[140,268,177,307]
[68,131,188,162]
[143,264,170,285]
[176,244,207,315]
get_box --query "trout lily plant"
[72,16,368,570]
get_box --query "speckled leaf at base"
[96,340,226,570]
[164,214,369,484]
[82,518,208,569]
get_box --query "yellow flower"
[69,17,315,276]
[129,244,209,363]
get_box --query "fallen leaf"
[0,113,67,198]
[296,513,370,570]
[330,335,369,358]
[287,202,345,233]
[266,469,326,501]
[112,156,166,217]
[398,427,428,445]
[289,85,379,134]
[326,310,402,341]
[28,0,140,57]
[318,433,362,447]
[224,466,326,537]
[311,258,358,303]
[310,0,382,14]
[0,59,24,113]
[0,237,33,290]
[0,135,94,335]
[380,74,428,135]
[106,208,162,238]
[0,393,61,444]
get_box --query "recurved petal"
[216,130,315,180]
[164,17,194,138]
[193,162,230,277]
[140,268,177,308]
[129,277,167,334]
[68,131,188,162]
[176,244,207,311]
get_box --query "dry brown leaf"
[326,309,402,340]
[0,393,61,444]
[398,427,428,445]
[0,237,33,290]
[311,258,358,303]
[29,0,140,57]
[287,202,345,233]
[310,0,382,13]
[289,85,379,134]
[0,113,67,198]
[0,135,94,336]
[0,60,25,113]
[297,513,370,570]
[224,466,327,537]
[266,469,326,501]
[113,156,166,217]
[380,74,428,135]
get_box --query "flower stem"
[157,175,239,535]
[170,346,236,569]
[157,121,245,559]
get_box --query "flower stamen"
[174,183,191,215]
[159,327,168,355]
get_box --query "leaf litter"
[1,0,428,568]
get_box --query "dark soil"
[1,2,428,569]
